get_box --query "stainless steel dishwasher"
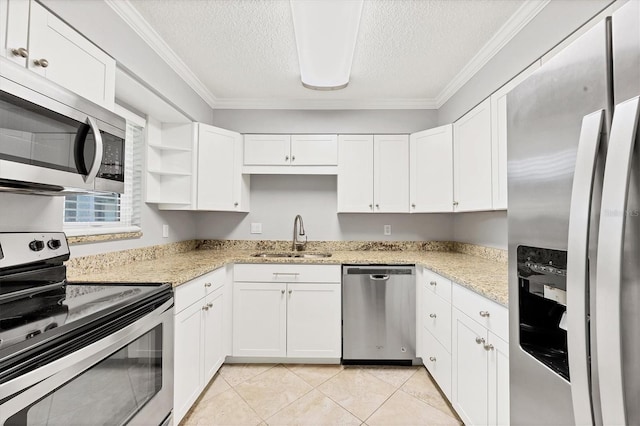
[342,265,416,364]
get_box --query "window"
[64,109,144,235]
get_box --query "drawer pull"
[204,283,212,288]
[429,313,437,318]
[475,337,485,345]
[429,356,437,362]
[274,272,300,276]
[484,344,494,351]
[429,281,437,286]
[479,311,490,317]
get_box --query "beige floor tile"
[360,365,419,388]
[180,388,261,426]
[317,368,397,421]
[200,373,231,402]
[366,391,461,426]
[266,389,361,426]
[400,368,458,419]
[218,363,275,387]
[285,364,344,387]
[234,365,313,419]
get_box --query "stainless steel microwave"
[0,59,125,195]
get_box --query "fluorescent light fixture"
[290,0,364,90]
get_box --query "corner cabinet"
[337,134,409,213]
[173,267,230,425]
[232,264,342,360]
[145,122,249,211]
[410,124,454,213]
[0,1,115,110]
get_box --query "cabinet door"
[174,301,204,424]
[374,135,410,212]
[488,332,510,426]
[290,135,338,165]
[452,308,489,426]
[490,62,540,210]
[197,124,248,211]
[286,283,341,358]
[203,287,225,383]
[410,125,454,212]
[27,3,115,109]
[453,98,493,212]
[244,134,291,165]
[337,135,374,213]
[0,0,29,66]
[232,282,287,357]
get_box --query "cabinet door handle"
[234,202,239,207]
[369,204,373,210]
[479,311,490,317]
[484,344,494,351]
[429,313,437,318]
[281,289,285,295]
[11,47,28,57]
[411,203,416,208]
[204,283,212,288]
[207,302,213,308]
[429,281,437,286]
[453,201,459,206]
[285,155,289,161]
[291,155,295,161]
[375,204,380,209]
[202,305,209,311]
[475,337,485,344]
[288,289,292,295]
[33,58,49,68]
[429,356,437,362]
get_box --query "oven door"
[0,299,173,426]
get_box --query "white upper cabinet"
[410,124,454,213]
[453,98,493,212]
[337,135,409,213]
[0,0,29,67]
[374,135,410,212]
[244,134,291,166]
[490,61,541,210]
[197,124,249,212]
[337,135,374,213]
[27,2,115,110]
[243,134,338,174]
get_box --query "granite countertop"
[67,248,508,306]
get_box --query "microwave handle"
[81,117,104,184]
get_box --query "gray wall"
[0,194,64,232]
[211,109,438,134]
[195,175,453,242]
[452,211,508,250]
[40,0,212,124]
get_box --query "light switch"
[250,223,262,234]
[162,224,169,238]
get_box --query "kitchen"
[0,0,638,425]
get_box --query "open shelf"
[147,169,192,176]
[148,143,192,152]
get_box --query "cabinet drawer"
[452,283,508,341]
[423,292,452,352]
[422,326,452,399]
[422,268,452,302]
[234,264,340,283]
[175,268,225,313]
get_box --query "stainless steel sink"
[251,252,332,259]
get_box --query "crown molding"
[105,0,219,108]
[434,0,550,108]
[212,98,438,110]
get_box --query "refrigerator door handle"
[596,96,640,426]
[566,109,605,426]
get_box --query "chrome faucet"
[292,214,307,251]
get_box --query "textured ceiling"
[128,0,526,107]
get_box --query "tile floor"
[180,364,462,425]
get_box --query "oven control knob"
[47,239,62,250]
[29,240,45,252]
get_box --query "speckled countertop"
[67,248,508,306]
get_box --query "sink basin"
[251,252,332,259]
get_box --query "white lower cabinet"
[232,264,341,359]
[451,284,510,426]
[173,268,228,424]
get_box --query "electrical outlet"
[384,225,391,236]
[250,223,262,234]
[162,224,169,238]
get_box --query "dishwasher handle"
[369,274,390,281]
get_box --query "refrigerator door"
[596,3,640,425]
[507,20,610,425]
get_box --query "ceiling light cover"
[290,0,364,90]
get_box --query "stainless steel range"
[0,232,174,426]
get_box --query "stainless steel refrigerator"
[507,1,639,425]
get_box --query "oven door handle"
[0,299,173,421]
